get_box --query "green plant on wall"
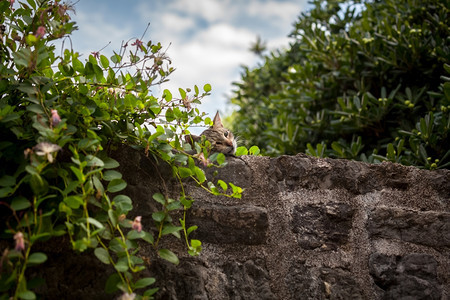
[0,1,246,299]
[231,0,450,169]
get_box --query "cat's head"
[200,112,236,155]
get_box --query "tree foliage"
[0,1,245,299]
[230,0,450,169]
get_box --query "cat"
[185,112,237,155]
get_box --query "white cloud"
[246,0,302,24]
[159,23,258,114]
[64,0,309,123]
[158,13,197,35]
[166,0,235,24]
[68,10,134,58]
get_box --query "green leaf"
[217,180,227,192]
[100,55,110,68]
[70,166,85,183]
[18,290,36,300]
[85,155,104,167]
[103,170,122,181]
[144,288,159,297]
[249,146,260,155]
[235,146,248,156]
[134,277,156,289]
[94,247,110,264]
[141,231,154,244]
[216,153,226,165]
[29,174,48,195]
[127,230,145,240]
[178,167,193,178]
[108,209,117,227]
[72,57,84,73]
[191,239,202,248]
[0,187,13,198]
[78,138,98,150]
[194,167,206,183]
[203,83,212,92]
[152,211,166,222]
[229,182,243,198]
[87,217,104,229]
[152,193,166,205]
[92,175,104,194]
[163,89,172,102]
[114,259,128,272]
[102,157,120,169]
[114,195,132,213]
[27,252,47,265]
[110,53,122,64]
[387,143,395,159]
[158,249,179,265]
[105,273,121,293]
[187,225,198,235]
[161,224,182,236]
[85,62,95,76]
[64,195,83,209]
[107,179,127,193]
[11,197,31,211]
[63,181,78,196]
[178,88,186,99]
[166,200,181,211]
[0,175,16,187]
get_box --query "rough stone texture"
[291,202,354,250]
[369,253,441,299]
[188,204,269,245]
[26,147,450,299]
[367,207,450,248]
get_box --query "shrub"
[0,1,243,299]
[230,0,450,169]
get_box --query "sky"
[64,0,310,129]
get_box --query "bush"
[0,1,243,299]
[230,0,450,169]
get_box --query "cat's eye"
[224,131,229,138]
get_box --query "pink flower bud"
[198,152,211,167]
[51,109,61,126]
[35,26,46,38]
[131,216,142,232]
[131,39,143,47]
[91,51,99,59]
[14,232,25,251]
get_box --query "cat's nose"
[225,139,233,147]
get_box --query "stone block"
[369,253,441,299]
[291,202,355,250]
[367,207,450,247]
[188,204,268,245]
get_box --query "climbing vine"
[0,1,243,299]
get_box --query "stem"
[182,209,190,250]
[174,172,191,249]
[96,237,133,294]
[190,176,235,198]
[32,196,37,228]
[13,243,32,300]
[117,226,138,273]
[153,219,165,250]
[81,185,91,241]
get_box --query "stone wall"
[32,146,449,299]
[113,146,449,300]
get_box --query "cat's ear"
[212,111,223,129]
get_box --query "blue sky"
[65,0,310,126]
